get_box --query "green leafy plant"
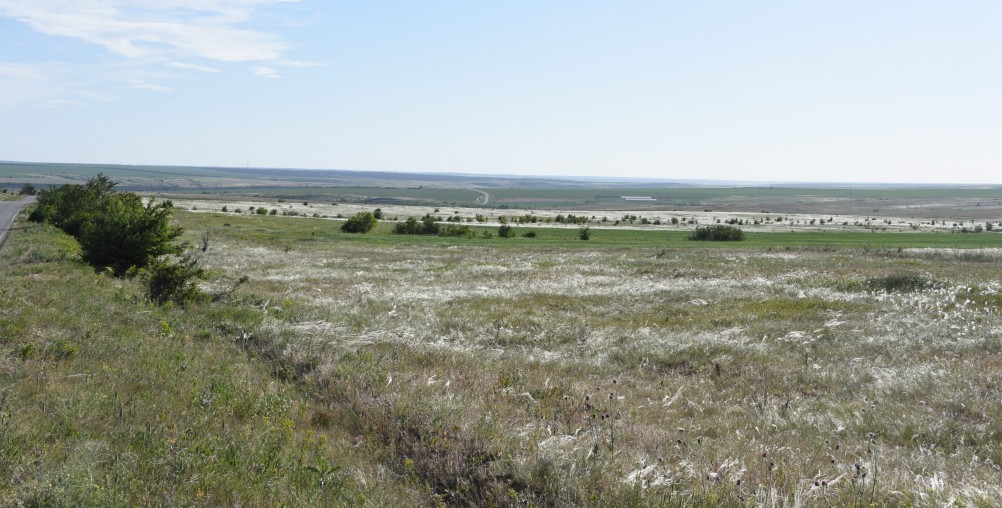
[498,219,516,238]
[341,212,378,233]
[29,173,116,237]
[140,252,207,306]
[78,194,184,275]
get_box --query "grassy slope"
[0,219,417,505]
[5,208,1002,506]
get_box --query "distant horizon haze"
[2,159,1000,188]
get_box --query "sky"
[1,1,1001,184]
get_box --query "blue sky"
[1,1,1000,184]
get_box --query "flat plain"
[2,167,1002,506]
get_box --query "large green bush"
[29,174,116,237]
[341,212,378,233]
[78,194,184,275]
[27,174,204,305]
[688,225,745,241]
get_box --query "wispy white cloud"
[128,79,170,92]
[0,62,42,79]
[167,61,221,73]
[277,59,325,68]
[253,66,281,79]
[35,98,85,108]
[0,0,295,62]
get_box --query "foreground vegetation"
[4,207,1002,505]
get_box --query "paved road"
[0,195,36,250]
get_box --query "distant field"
[0,161,239,181]
[195,186,483,206]
[5,162,1001,218]
[178,211,1002,252]
[484,186,1002,216]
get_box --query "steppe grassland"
[179,210,1002,505]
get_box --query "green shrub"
[78,194,184,275]
[393,215,439,235]
[439,224,472,237]
[498,224,516,238]
[522,231,537,238]
[341,212,378,233]
[578,226,591,241]
[29,174,116,237]
[140,253,207,306]
[256,207,268,215]
[688,225,745,241]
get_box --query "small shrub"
[439,224,472,237]
[866,273,935,293]
[688,225,745,241]
[45,339,79,361]
[341,212,378,233]
[141,254,207,306]
[393,215,441,235]
[497,224,516,238]
[578,226,591,240]
[18,341,36,360]
[256,207,268,215]
[522,231,536,238]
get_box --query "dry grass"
[176,211,1002,505]
[5,204,1002,506]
